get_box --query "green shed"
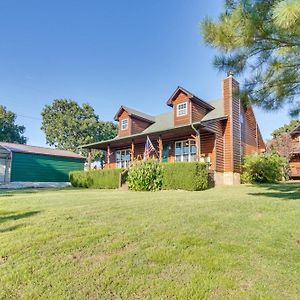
[0,142,85,184]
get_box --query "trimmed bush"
[162,162,208,191]
[69,169,123,189]
[127,160,163,191]
[241,152,289,184]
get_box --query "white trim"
[121,118,128,130]
[174,139,196,162]
[176,102,188,117]
[115,149,131,168]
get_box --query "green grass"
[0,183,300,299]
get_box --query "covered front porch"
[82,125,218,171]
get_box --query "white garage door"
[0,159,6,183]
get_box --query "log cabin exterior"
[82,75,265,185]
[289,124,300,179]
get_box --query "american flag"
[143,136,156,160]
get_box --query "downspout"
[189,101,201,161]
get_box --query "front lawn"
[0,184,299,299]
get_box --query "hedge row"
[162,162,208,191]
[69,168,123,189]
[70,161,209,191]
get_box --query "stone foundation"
[214,171,240,185]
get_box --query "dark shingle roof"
[114,106,155,122]
[0,142,85,159]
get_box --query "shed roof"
[0,142,85,159]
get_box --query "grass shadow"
[0,187,74,197]
[0,224,24,233]
[0,211,40,224]
[248,182,300,200]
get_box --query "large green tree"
[0,105,27,144]
[201,0,300,116]
[271,119,300,138]
[41,99,117,152]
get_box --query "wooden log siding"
[172,92,191,126]
[241,105,263,155]
[131,117,152,134]
[204,120,225,172]
[290,154,300,176]
[192,101,208,122]
[118,110,131,137]
[223,76,241,173]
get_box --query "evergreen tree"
[201,0,300,116]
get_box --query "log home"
[82,74,265,185]
[289,124,300,179]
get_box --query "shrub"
[162,162,208,191]
[241,152,289,184]
[69,168,123,189]
[127,160,163,191]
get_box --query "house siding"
[131,118,152,135]
[192,101,208,122]
[173,92,191,126]
[11,152,84,182]
[118,110,131,137]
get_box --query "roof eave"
[80,116,228,150]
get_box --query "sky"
[0,0,293,147]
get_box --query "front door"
[162,144,169,163]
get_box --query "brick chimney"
[222,74,241,183]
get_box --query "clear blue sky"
[0,0,292,146]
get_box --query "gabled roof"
[290,123,300,135]
[0,142,85,159]
[166,86,215,110]
[114,105,155,123]
[81,99,227,149]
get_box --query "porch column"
[131,140,135,163]
[107,145,111,166]
[87,149,92,170]
[192,132,201,161]
[158,135,163,163]
[197,131,201,161]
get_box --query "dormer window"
[121,119,128,130]
[177,102,187,117]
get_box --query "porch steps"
[118,182,129,191]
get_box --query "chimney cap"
[227,71,234,77]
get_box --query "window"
[240,114,244,124]
[116,149,131,168]
[176,102,187,117]
[121,119,128,130]
[175,140,196,162]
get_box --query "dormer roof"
[114,105,155,123]
[166,86,215,111]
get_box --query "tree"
[266,133,294,160]
[0,105,27,144]
[201,0,300,116]
[41,99,117,153]
[271,119,300,138]
[266,119,300,160]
